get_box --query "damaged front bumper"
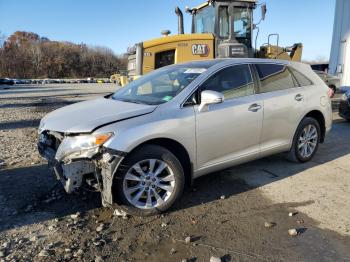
[38,132,125,206]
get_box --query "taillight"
[327,88,334,98]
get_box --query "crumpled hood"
[40,98,157,133]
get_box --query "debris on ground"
[210,255,222,262]
[264,222,276,228]
[170,247,177,255]
[73,249,84,257]
[29,236,38,242]
[70,212,81,219]
[113,209,128,218]
[161,222,167,228]
[96,223,105,232]
[288,229,298,236]
[288,212,298,217]
[185,236,193,244]
[38,249,50,257]
[220,195,226,200]
[95,255,103,262]
[2,242,10,249]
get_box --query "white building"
[329,0,350,86]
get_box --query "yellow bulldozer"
[119,0,303,86]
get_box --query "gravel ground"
[0,84,349,262]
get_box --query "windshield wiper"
[115,98,147,105]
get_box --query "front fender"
[98,107,197,169]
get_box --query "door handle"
[295,94,304,101]
[248,103,262,112]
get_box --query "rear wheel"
[287,117,321,163]
[114,145,185,216]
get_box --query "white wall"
[329,0,350,86]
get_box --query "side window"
[289,67,313,86]
[255,64,295,93]
[201,64,254,100]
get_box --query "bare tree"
[0,31,127,78]
[29,44,42,78]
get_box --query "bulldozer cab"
[121,0,301,86]
[190,0,257,58]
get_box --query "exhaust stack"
[175,6,184,34]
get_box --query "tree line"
[0,31,127,79]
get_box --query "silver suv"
[38,58,332,215]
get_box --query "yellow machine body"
[142,33,214,75]
[258,43,303,62]
[117,0,303,86]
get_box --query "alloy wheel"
[122,159,175,209]
[297,124,318,158]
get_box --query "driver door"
[195,64,263,171]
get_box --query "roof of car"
[177,58,293,69]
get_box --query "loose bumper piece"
[38,135,126,206]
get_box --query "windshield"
[194,5,215,34]
[112,66,207,105]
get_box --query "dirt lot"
[0,84,350,262]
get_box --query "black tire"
[114,145,185,216]
[287,117,321,163]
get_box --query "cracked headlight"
[55,132,113,161]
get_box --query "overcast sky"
[0,0,336,61]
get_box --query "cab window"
[233,7,251,38]
[194,5,216,34]
[201,64,255,100]
[219,6,230,38]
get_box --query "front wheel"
[287,117,321,163]
[114,145,185,216]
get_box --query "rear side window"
[255,64,295,93]
[201,64,254,100]
[289,67,313,86]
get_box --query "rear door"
[254,63,306,153]
[194,64,263,170]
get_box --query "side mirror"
[198,90,224,112]
[261,4,267,21]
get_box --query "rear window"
[289,67,313,87]
[255,64,295,93]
